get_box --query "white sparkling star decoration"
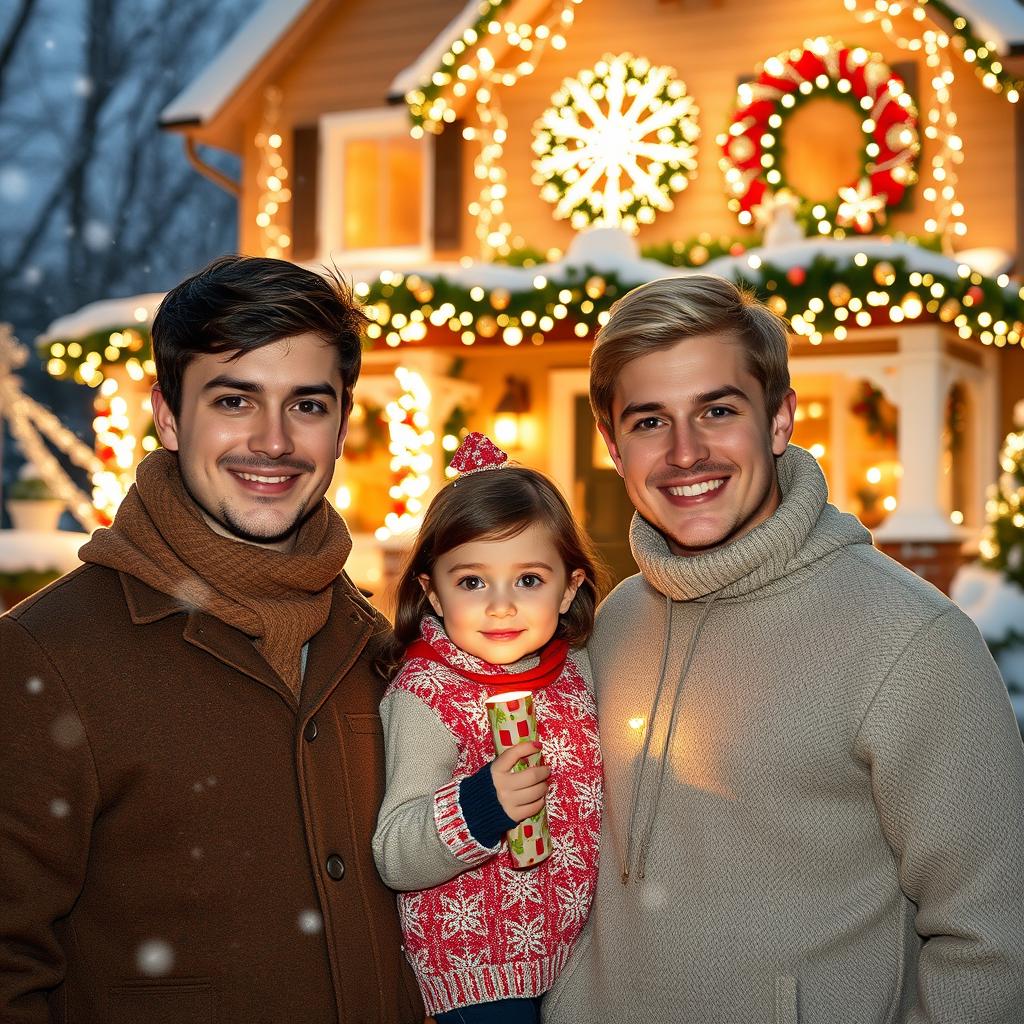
[532,53,700,234]
[835,177,888,233]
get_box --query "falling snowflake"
[437,886,487,941]
[50,714,84,748]
[571,778,603,821]
[532,52,700,233]
[297,909,323,934]
[83,221,112,251]
[499,860,543,912]
[22,266,42,286]
[399,892,427,941]
[73,76,93,97]
[504,914,546,959]
[0,166,29,202]
[555,881,592,934]
[137,939,174,976]
[26,676,43,695]
[49,798,70,818]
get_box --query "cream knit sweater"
[544,445,1024,1024]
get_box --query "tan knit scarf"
[79,448,352,695]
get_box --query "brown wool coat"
[0,564,423,1024]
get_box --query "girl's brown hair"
[381,467,608,678]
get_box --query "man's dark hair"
[152,255,368,417]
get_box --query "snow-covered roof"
[336,229,1012,294]
[388,0,501,101]
[946,1,1024,52]
[159,0,314,126]
[0,530,88,574]
[38,234,1013,344]
[158,0,1024,133]
[39,294,166,342]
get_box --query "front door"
[574,395,638,587]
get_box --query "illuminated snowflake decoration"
[532,53,700,234]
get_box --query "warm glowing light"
[493,413,519,448]
[532,53,700,232]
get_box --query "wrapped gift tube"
[484,690,552,869]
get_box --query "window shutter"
[432,120,464,251]
[291,124,319,261]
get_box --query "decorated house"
[37,0,1024,598]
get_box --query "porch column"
[874,326,958,542]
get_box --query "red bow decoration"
[449,432,509,475]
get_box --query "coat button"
[303,719,318,742]
[325,854,345,881]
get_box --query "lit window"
[342,135,424,250]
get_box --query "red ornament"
[786,266,807,286]
[448,432,509,475]
[965,285,985,307]
[729,242,747,256]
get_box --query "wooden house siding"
[464,0,1017,257]
[235,0,467,255]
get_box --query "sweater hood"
[629,444,872,602]
[619,445,871,883]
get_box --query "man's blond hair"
[590,275,791,432]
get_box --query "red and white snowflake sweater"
[377,617,602,1015]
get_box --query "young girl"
[373,433,604,1024]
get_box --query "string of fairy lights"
[1,326,101,531]
[254,87,292,259]
[844,1,967,243]
[407,0,582,258]
[921,0,1021,103]
[376,367,434,541]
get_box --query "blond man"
[544,275,1024,1024]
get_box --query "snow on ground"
[951,562,1024,724]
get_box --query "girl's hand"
[490,741,550,823]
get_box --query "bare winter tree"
[0,0,250,337]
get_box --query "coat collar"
[119,571,379,714]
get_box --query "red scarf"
[403,637,570,695]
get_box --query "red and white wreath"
[720,37,920,235]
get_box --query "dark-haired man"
[544,275,1024,1024]
[0,256,423,1023]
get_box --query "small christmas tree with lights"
[981,403,1024,593]
[971,401,1024,702]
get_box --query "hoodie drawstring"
[621,595,674,883]
[622,592,718,883]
